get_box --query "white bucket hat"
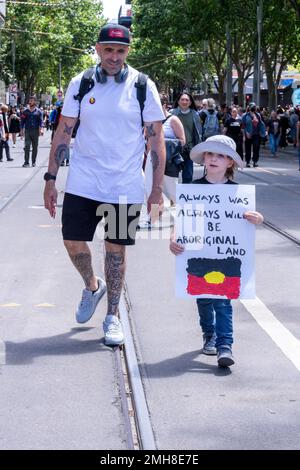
[190,135,245,169]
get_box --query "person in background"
[277,106,289,149]
[223,106,243,159]
[289,107,299,148]
[8,106,21,147]
[266,110,280,157]
[297,119,300,171]
[242,102,266,168]
[0,104,14,162]
[21,96,44,167]
[142,94,186,228]
[171,92,202,183]
[199,98,222,141]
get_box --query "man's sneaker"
[217,346,235,367]
[76,277,106,324]
[103,315,124,346]
[246,163,251,168]
[202,334,217,355]
[22,162,29,167]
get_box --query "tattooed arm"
[144,121,166,221]
[48,116,77,174]
[44,115,77,218]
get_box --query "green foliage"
[1,0,104,98]
[132,0,300,105]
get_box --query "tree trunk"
[218,73,226,105]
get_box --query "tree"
[262,0,300,109]
[1,0,104,100]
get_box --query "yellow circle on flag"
[89,97,96,104]
[204,271,225,284]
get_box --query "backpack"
[72,66,148,138]
[163,116,184,177]
[202,110,220,140]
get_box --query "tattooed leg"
[104,241,126,317]
[64,240,98,291]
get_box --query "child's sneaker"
[103,315,124,346]
[217,346,235,367]
[202,334,217,355]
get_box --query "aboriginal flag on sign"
[186,257,242,299]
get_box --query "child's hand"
[243,211,264,225]
[169,239,185,255]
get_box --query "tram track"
[237,167,300,247]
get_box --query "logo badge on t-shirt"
[89,97,96,104]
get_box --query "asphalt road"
[0,134,299,450]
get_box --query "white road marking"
[0,303,21,307]
[259,168,279,175]
[241,297,300,372]
[34,303,55,308]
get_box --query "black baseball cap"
[98,24,130,46]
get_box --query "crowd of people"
[1,90,299,171]
[0,99,65,166]
[167,95,300,169]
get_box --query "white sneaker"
[103,315,124,346]
[76,277,106,324]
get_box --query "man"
[43,24,165,346]
[242,102,266,168]
[21,96,44,167]
[0,104,14,162]
[199,98,222,141]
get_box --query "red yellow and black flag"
[186,257,242,299]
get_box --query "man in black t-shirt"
[223,107,243,159]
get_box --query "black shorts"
[62,193,142,245]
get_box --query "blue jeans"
[269,134,280,155]
[196,298,233,349]
[182,158,193,183]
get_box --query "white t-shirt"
[62,65,164,203]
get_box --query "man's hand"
[147,190,164,224]
[39,128,44,136]
[44,181,58,218]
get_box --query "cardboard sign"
[175,184,256,299]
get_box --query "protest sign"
[175,184,256,299]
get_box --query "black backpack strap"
[135,72,148,127]
[72,66,95,138]
[73,66,96,105]
[163,114,172,124]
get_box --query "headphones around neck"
[95,63,129,84]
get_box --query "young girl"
[169,135,264,367]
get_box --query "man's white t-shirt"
[62,65,164,204]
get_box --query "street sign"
[292,88,300,107]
